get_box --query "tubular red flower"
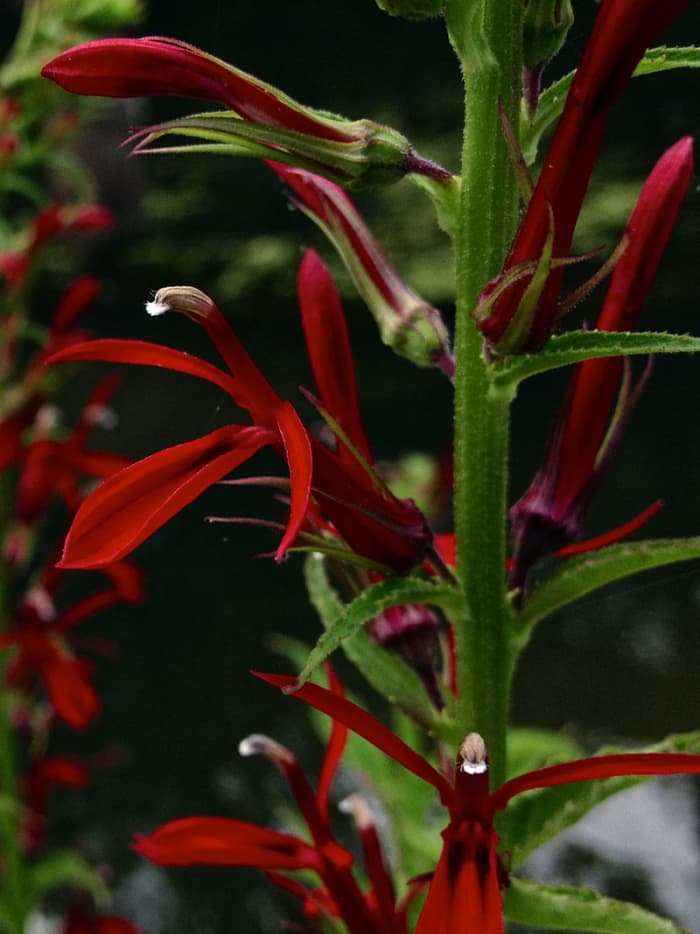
[509,138,694,593]
[478,0,690,352]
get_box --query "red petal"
[297,250,371,463]
[417,821,504,934]
[274,402,312,560]
[254,673,454,809]
[133,817,319,870]
[492,752,700,811]
[47,339,241,401]
[316,666,348,823]
[555,500,663,558]
[59,425,275,568]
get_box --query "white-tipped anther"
[338,793,374,831]
[146,300,170,317]
[458,732,489,775]
[238,733,294,765]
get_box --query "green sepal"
[296,560,461,689]
[304,555,453,728]
[517,537,700,641]
[504,877,690,933]
[498,730,700,868]
[490,330,700,391]
[506,726,584,779]
[26,849,110,905]
[521,46,700,165]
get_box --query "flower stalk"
[450,0,522,786]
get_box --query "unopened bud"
[523,0,574,71]
[146,286,214,322]
[458,733,488,775]
[374,0,443,20]
[370,604,444,709]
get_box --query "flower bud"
[374,0,443,20]
[522,0,574,71]
[370,603,444,709]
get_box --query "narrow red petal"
[555,500,663,558]
[47,339,240,401]
[316,666,349,823]
[274,402,312,560]
[254,672,454,809]
[133,817,319,870]
[297,250,372,463]
[492,752,700,811]
[59,425,275,568]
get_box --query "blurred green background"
[3,1,700,931]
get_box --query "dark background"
[3,1,700,930]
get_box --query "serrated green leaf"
[518,537,700,639]
[491,331,700,389]
[504,877,689,933]
[296,564,461,688]
[498,731,700,868]
[521,46,700,164]
[27,850,110,905]
[303,555,456,728]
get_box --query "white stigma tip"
[146,300,170,317]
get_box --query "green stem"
[0,476,26,933]
[448,0,521,787]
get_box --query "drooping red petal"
[297,250,372,463]
[59,425,275,569]
[38,646,100,730]
[316,666,349,823]
[491,752,700,812]
[51,276,100,333]
[274,402,312,560]
[133,817,320,870]
[47,339,241,402]
[254,672,454,809]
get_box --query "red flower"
[42,38,447,188]
[23,756,88,853]
[48,255,432,573]
[476,0,690,353]
[1,559,143,729]
[509,137,694,594]
[134,670,420,933]
[135,672,700,933]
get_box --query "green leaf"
[521,46,700,164]
[27,850,110,905]
[491,330,700,390]
[303,555,456,728]
[518,537,700,639]
[498,731,700,868]
[504,877,689,933]
[296,558,461,688]
[506,727,584,780]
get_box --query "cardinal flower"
[135,672,700,933]
[134,669,421,934]
[475,0,690,353]
[48,253,433,573]
[509,136,694,594]
[42,37,448,188]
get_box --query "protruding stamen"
[338,793,374,831]
[458,733,488,775]
[238,733,295,767]
[146,285,214,321]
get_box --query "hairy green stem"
[448,0,521,786]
